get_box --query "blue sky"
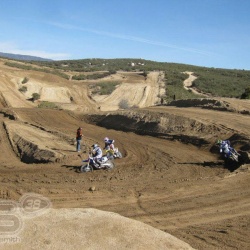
[0,0,249,69]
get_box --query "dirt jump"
[0,58,249,249]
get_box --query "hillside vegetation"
[5,58,250,99]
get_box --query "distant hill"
[0,52,52,61]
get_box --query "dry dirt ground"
[0,58,250,249]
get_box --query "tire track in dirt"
[0,58,249,249]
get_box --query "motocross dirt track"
[0,59,250,249]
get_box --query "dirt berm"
[84,109,250,164]
[2,208,194,250]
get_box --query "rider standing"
[76,127,83,152]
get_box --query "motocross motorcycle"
[221,147,240,162]
[79,154,115,172]
[105,147,122,160]
[228,148,240,162]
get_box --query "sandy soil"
[0,58,249,249]
[92,71,165,111]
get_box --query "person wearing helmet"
[91,144,103,167]
[217,139,232,158]
[76,127,83,152]
[104,137,115,150]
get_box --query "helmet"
[91,144,98,149]
[104,137,109,142]
[217,139,222,144]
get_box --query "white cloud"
[49,22,214,56]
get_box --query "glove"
[220,149,222,153]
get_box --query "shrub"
[22,77,29,84]
[140,71,148,77]
[32,93,40,101]
[241,87,250,99]
[19,86,27,92]
[119,99,130,109]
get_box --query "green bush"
[241,87,250,99]
[19,86,27,92]
[32,93,40,101]
[22,77,29,84]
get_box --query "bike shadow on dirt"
[61,164,81,173]
[51,148,77,153]
[178,160,242,172]
[178,161,224,168]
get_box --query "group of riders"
[89,138,239,165]
[90,138,239,167]
[91,137,115,165]
[78,124,240,171]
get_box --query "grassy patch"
[192,69,250,97]
[72,70,116,80]
[164,71,202,101]
[90,81,120,95]
[6,58,250,99]
[5,62,69,79]
[37,101,60,109]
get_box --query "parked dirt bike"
[105,147,122,160]
[79,154,115,172]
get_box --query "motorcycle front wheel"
[80,164,93,172]
[116,151,122,159]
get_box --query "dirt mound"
[93,71,165,111]
[4,120,75,163]
[166,98,250,115]
[2,208,194,250]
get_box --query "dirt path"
[183,71,209,97]
[0,106,249,249]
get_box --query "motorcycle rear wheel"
[105,160,115,170]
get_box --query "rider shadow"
[223,159,241,172]
[178,161,224,168]
[179,159,241,172]
[61,165,81,173]
[51,148,77,153]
